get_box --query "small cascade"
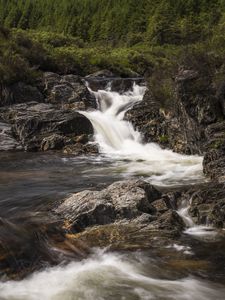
[81,82,204,187]
[177,199,217,237]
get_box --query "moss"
[209,139,225,149]
[159,135,169,143]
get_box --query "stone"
[184,182,225,228]
[63,143,99,155]
[41,134,65,151]
[55,179,161,232]
[0,82,44,107]
[0,102,93,151]
[43,72,97,109]
[0,122,22,151]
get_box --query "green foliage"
[159,135,169,143]
[0,0,224,87]
[0,0,225,46]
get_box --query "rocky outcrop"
[42,72,97,109]
[0,82,44,107]
[0,102,94,151]
[202,122,225,182]
[183,182,225,228]
[0,72,98,152]
[85,69,144,93]
[55,179,185,238]
[126,68,223,155]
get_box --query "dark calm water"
[0,152,125,218]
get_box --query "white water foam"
[0,250,224,300]
[82,83,204,187]
[178,199,217,238]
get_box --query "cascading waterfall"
[82,82,204,187]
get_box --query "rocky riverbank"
[0,73,96,153]
[0,68,225,280]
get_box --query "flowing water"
[82,83,204,187]
[0,82,225,299]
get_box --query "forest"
[1,0,225,45]
[0,0,225,85]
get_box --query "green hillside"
[0,0,225,85]
[1,0,225,45]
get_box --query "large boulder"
[0,102,93,151]
[55,179,185,236]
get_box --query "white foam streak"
[0,251,224,300]
[82,83,204,187]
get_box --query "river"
[0,82,224,299]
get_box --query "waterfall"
[81,82,204,187]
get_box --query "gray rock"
[187,183,225,228]
[55,179,169,232]
[0,122,22,151]
[43,72,96,109]
[126,68,222,154]
[0,102,93,151]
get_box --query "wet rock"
[41,134,65,151]
[203,148,225,182]
[85,69,144,93]
[0,82,44,107]
[55,180,161,232]
[43,72,96,109]
[55,179,185,240]
[152,198,170,214]
[151,210,185,232]
[0,122,22,151]
[126,68,223,154]
[125,89,170,147]
[0,102,93,151]
[63,142,98,155]
[185,182,225,228]
[203,122,225,182]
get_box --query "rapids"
[1,250,225,300]
[82,83,204,187]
